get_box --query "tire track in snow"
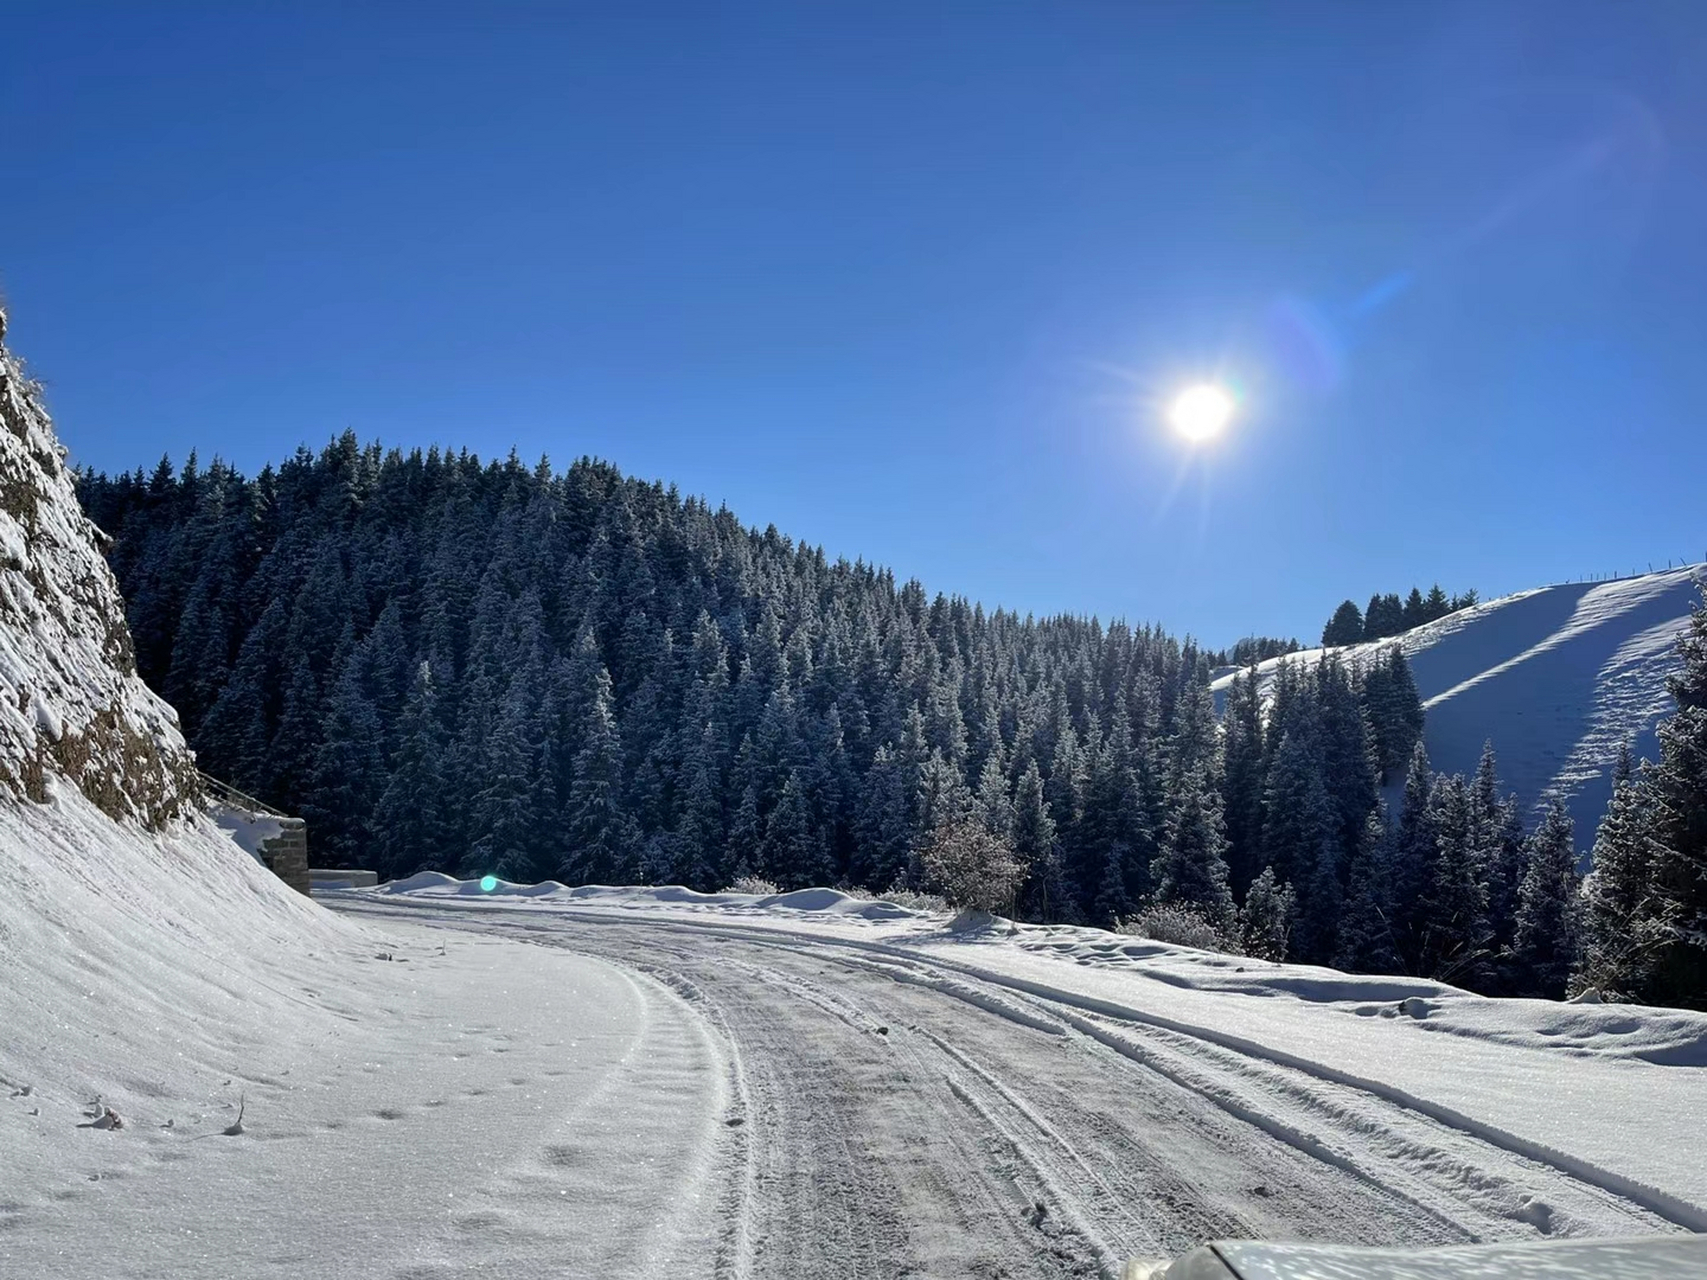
[339,900,1684,1274]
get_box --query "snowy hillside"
[1211,568,1705,846]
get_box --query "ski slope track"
[1211,567,1706,847]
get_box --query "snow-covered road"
[335,896,1685,1279]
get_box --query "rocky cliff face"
[0,309,199,826]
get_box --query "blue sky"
[3,2,1705,647]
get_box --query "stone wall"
[257,818,310,896]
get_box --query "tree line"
[74,438,1705,1006]
[1322,584,1479,647]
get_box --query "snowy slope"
[1210,568,1705,846]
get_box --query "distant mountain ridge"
[1213,566,1705,850]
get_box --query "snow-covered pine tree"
[759,768,832,889]
[1011,759,1070,921]
[1220,671,1267,895]
[562,664,635,884]
[1417,775,1493,984]
[852,744,911,891]
[1239,865,1296,962]
[1362,647,1424,783]
[1336,810,1400,973]
[374,660,450,876]
[1573,743,1668,998]
[973,752,1014,840]
[1641,584,1707,1008]
[1151,761,1236,932]
[1389,741,1437,969]
[1509,798,1581,998]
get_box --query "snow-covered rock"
[0,306,199,826]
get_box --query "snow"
[364,876,1707,1239]
[4,305,1702,1274]
[0,790,733,1279]
[1210,567,1705,846]
[207,800,283,863]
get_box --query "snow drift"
[1211,568,1705,845]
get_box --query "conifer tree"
[562,665,634,884]
[1573,743,1667,997]
[760,769,832,888]
[1239,866,1296,962]
[1639,585,1707,1008]
[1012,760,1069,921]
[1152,761,1236,931]
[1510,799,1581,998]
[1402,587,1427,629]
[1220,671,1267,894]
[852,744,911,890]
[1390,742,1437,966]
[374,661,450,876]
[1322,600,1365,648]
[1336,811,1400,973]
[1418,775,1493,984]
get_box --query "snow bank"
[382,874,932,921]
[1211,567,1705,844]
[0,789,734,1278]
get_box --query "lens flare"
[479,874,498,893]
[1168,384,1234,443]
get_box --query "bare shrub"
[1116,903,1232,953]
[725,875,781,897]
[874,887,951,915]
[919,821,1025,913]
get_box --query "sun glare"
[1168,384,1234,443]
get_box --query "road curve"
[335,899,1678,1280]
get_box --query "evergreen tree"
[1418,775,1493,984]
[760,769,832,888]
[852,744,911,890]
[1639,586,1707,1008]
[1573,744,1665,997]
[374,661,450,876]
[1322,600,1365,647]
[1362,647,1424,783]
[1220,671,1267,894]
[1151,762,1235,931]
[972,753,1014,840]
[1402,587,1427,630]
[1336,811,1400,973]
[1239,866,1296,962]
[562,665,634,884]
[1510,799,1581,998]
[306,660,385,868]
[1390,742,1437,968]
[1011,760,1068,921]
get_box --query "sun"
[1168,384,1234,443]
